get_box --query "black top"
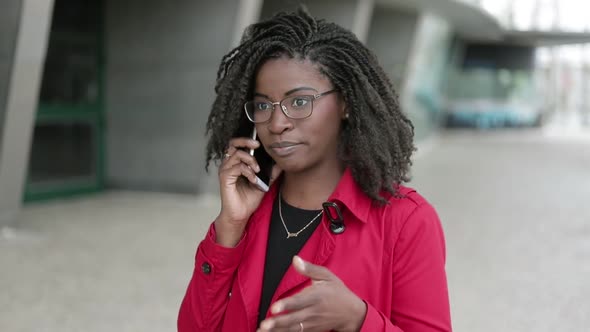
[257,195,323,325]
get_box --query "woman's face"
[253,57,346,174]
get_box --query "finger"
[260,308,314,332]
[226,137,260,154]
[221,150,260,173]
[220,162,258,186]
[292,256,336,283]
[236,163,258,185]
[270,287,316,315]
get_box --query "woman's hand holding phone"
[215,137,281,247]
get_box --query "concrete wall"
[402,13,453,140]
[105,0,245,193]
[0,0,53,226]
[0,0,451,210]
[0,0,23,141]
[366,7,418,92]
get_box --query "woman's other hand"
[258,256,367,332]
[215,137,281,247]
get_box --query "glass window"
[39,0,101,106]
[27,121,97,187]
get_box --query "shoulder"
[369,185,441,235]
[381,185,436,216]
[365,185,447,260]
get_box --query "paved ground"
[1,129,589,332]
[411,130,590,332]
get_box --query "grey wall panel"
[106,0,241,193]
[402,13,452,140]
[0,0,54,226]
[366,8,418,90]
[0,0,23,137]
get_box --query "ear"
[339,100,349,120]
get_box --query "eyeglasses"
[244,89,337,123]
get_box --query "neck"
[280,161,345,210]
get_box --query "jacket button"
[201,262,211,275]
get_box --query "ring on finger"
[223,153,231,159]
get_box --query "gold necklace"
[278,192,323,239]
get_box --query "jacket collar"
[266,167,372,224]
[326,168,372,223]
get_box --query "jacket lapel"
[237,187,276,330]
[267,216,336,312]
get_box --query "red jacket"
[178,169,451,331]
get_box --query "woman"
[178,8,451,332]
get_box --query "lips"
[269,141,299,148]
[268,141,301,157]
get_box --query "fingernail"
[255,165,260,172]
[294,256,305,271]
[253,140,260,146]
[271,302,282,314]
[261,320,274,330]
[255,176,269,192]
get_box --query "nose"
[267,103,293,135]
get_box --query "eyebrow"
[254,86,319,99]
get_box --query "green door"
[24,0,105,201]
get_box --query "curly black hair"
[205,7,415,203]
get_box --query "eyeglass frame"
[243,89,338,123]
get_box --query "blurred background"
[0,0,589,331]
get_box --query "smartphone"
[249,127,273,192]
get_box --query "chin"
[275,160,309,174]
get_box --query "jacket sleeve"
[359,202,452,332]
[177,223,247,332]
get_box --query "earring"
[344,113,349,119]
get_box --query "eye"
[291,97,309,108]
[256,102,271,111]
